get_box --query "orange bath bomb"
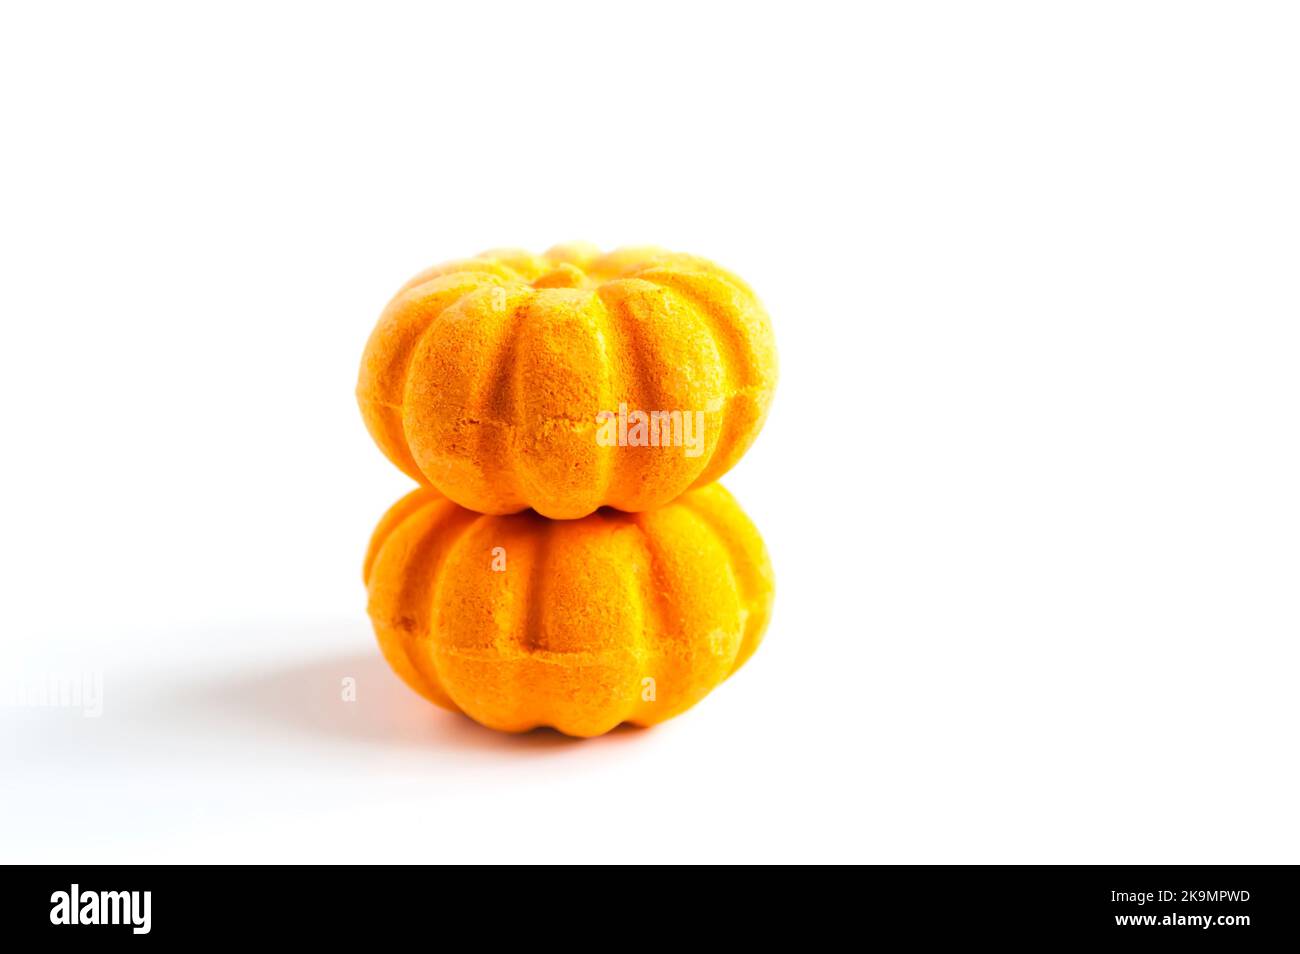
[357,244,778,519]
[363,482,774,737]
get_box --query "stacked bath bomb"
[357,243,777,737]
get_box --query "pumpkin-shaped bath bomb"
[363,482,774,737]
[357,244,777,518]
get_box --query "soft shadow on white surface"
[3,620,652,779]
[1,621,663,862]
[193,646,647,753]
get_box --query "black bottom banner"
[2,865,1292,944]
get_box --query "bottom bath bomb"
[363,483,773,737]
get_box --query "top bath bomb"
[357,243,778,518]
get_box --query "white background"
[2,2,1297,864]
